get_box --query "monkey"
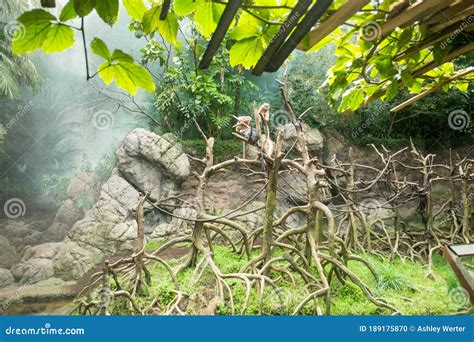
[257,103,275,157]
[257,103,270,125]
[233,115,259,145]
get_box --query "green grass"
[102,244,468,315]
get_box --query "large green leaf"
[12,9,56,54]
[73,0,96,17]
[95,0,119,25]
[43,24,75,53]
[174,0,198,16]
[194,1,223,38]
[59,1,78,22]
[123,0,146,20]
[143,5,178,45]
[229,36,265,69]
[98,60,155,95]
[91,37,111,60]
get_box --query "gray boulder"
[280,122,324,156]
[11,258,54,285]
[116,129,190,200]
[0,236,18,268]
[0,269,14,288]
[67,172,99,200]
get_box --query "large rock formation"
[10,128,191,285]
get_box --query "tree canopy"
[10,0,474,112]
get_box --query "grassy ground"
[106,243,470,315]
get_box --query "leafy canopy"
[11,0,473,111]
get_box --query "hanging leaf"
[229,36,265,69]
[385,80,398,101]
[43,24,75,53]
[123,0,146,21]
[98,60,155,95]
[95,0,119,25]
[194,1,223,38]
[12,9,56,54]
[143,5,178,44]
[73,0,96,17]
[91,37,111,60]
[59,1,78,22]
[174,0,198,16]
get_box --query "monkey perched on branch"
[233,103,275,159]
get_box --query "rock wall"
[7,128,191,286]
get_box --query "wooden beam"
[443,246,474,304]
[424,0,474,26]
[428,5,474,34]
[300,0,370,51]
[199,0,243,69]
[265,0,334,72]
[252,0,313,76]
[378,0,451,37]
[160,0,171,20]
[413,42,474,77]
[394,22,474,62]
[391,67,474,112]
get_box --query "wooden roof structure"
[186,0,474,80]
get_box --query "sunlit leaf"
[59,1,78,22]
[98,60,155,95]
[123,0,146,21]
[95,0,119,25]
[91,37,111,60]
[43,24,75,53]
[73,0,96,17]
[12,9,55,54]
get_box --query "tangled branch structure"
[75,81,473,316]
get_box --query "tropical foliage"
[10,0,473,114]
[0,0,39,99]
